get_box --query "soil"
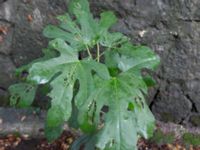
[0,131,200,150]
[0,131,75,150]
[0,109,200,150]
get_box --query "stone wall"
[0,0,66,105]
[1,0,200,126]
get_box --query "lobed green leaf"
[8,83,37,108]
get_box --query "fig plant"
[9,0,160,149]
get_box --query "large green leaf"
[27,38,110,140]
[9,0,160,148]
[78,73,155,150]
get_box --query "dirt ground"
[0,131,200,150]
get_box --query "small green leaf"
[143,75,156,87]
[57,13,80,33]
[43,25,74,42]
[99,11,117,34]
[9,83,37,108]
[45,123,63,142]
[47,106,65,128]
[100,32,128,48]
[71,135,96,150]
[67,100,79,129]
[68,0,90,14]
[117,43,160,74]
[15,48,57,77]
[105,42,160,77]
[105,50,119,69]
[72,7,98,47]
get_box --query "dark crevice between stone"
[178,94,198,125]
[0,0,7,4]
[148,21,161,30]
[90,1,118,17]
[178,18,200,22]
[0,18,15,26]
[0,87,6,91]
[149,89,160,110]
[178,106,191,125]
[123,19,132,32]
[179,117,186,125]
[0,51,9,56]
[133,0,137,5]
[186,94,198,113]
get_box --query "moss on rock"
[150,129,175,145]
[182,133,200,146]
[190,115,200,127]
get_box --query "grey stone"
[0,0,6,4]
[0,55,16,88]
[0,0,18,22]
[152,83,192,123]
[0,107,46,137]
[0,21,14,55]
[11,0,66,67]
[185,80,200,112]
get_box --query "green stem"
[85,44,92,59]
[94,52,105,61]
[97,43,100,62]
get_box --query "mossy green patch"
[182,133,200,146]
[190,115,200,127]
[150,129,175,145]
[12,131,21,137]
[0,93,9,107]
[160,112,175,122]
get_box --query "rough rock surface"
[0,0,200,126]
[0,0,66,108]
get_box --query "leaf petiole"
[85,44,92,59]
[97,43,100,62]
